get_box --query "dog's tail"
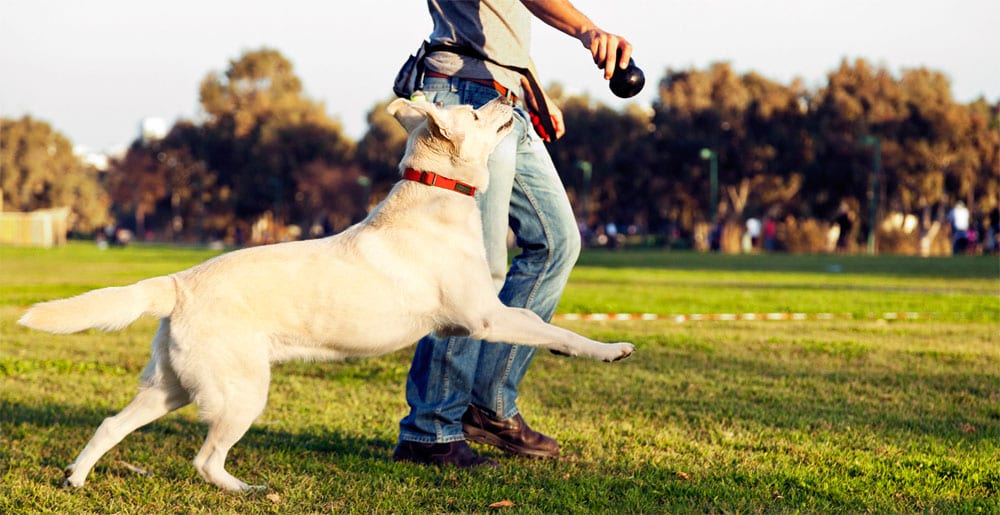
[18,276,176,334]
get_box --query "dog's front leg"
[471,307,634,362]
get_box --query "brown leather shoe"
[392,440,499,468]
[462,405,560,459]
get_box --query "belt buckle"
[494,82,516,103]
[419,171,438,186]
[497,88,515,105]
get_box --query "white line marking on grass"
[553,312,936,322]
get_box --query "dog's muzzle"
[498,115,514,134]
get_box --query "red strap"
[402,168,476,197]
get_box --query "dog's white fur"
[18,97,635,491]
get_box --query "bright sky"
[2,0,997,154]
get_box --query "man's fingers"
[619,45,633,69]
[586,31,634,79]
[595,38,608,71]
[603,35,620,79]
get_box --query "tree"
[546,85,652,230]
[107,48,360,242]
[639,63,813,250]
[0,116,110,233]
[104,121,225,240]
[808,60,999,252]
[356,97,409,201]
[198,48,356,229]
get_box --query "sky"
[2,0,998,155]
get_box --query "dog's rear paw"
[603,343,635,362]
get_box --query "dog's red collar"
[402,168,476,197]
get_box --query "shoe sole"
[392,444,500,469]
[463,426,560,459]
[392,453,499,469]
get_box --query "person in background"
[987,204,1000,254]
[947,200,970,255]
[392,0,635,468]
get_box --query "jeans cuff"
[398,431,466,445]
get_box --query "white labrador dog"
[18,97,635,492]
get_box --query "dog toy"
[609,58,645,98]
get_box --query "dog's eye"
[472,112,480,121]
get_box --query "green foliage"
[355,97,410,199]
[195,48,357,229]
[548,59,999,250]
[1,243,997,512]
[0,116,111,232]
[6,53,998,252]
[104,48,360,242]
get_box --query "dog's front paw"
[603,343,635,362]
[63,466,84,488]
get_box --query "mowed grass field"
[1,243,997,513]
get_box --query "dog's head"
[388,97,515,192]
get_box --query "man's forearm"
[520,0,632,77]
[520,0,597,40]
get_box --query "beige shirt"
[423,0,531,97]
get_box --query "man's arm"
[520,0,633,79]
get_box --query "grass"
[1,243,998,513]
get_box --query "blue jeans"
[398,77,581,443]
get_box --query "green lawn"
[1,243,998,513]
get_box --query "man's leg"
[396,78,519,466]
[464,108,581,457]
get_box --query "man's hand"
[579,28,633,80]
[547,101,566,140]
[520,0,634,79]
[521,77,566,141]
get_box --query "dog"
[18,96,635,491]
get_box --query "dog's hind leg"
[65,320,191,488]
[188,350,270,492]
[474,307,635,362]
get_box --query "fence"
[0,207,70,247]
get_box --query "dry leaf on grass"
[489,499,515,508]
[116,460,152,477]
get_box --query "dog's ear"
[387,98,425,133]
[387,98,454,140]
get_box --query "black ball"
[609,58,645,98]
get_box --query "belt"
[425,70,518,103]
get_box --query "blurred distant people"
[834,201,855,252]
[947,200,970,254]
[604,222,619,249]
[825,223,840,253]
[116,228,133,246]
[708,221,722,252]
[763,216,778,251]
[744,217,761,253]
[987,205,1000,254]
[97,224,132,248]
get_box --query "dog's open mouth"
[497,115,514,134]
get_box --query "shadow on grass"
[3,392,997,511]
[0,398,398,482]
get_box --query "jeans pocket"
[512,108,534,145]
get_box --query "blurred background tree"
[0,116,111,233]
[5,49,997,253]
[104,48,359,242]
[355,98,409,202]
